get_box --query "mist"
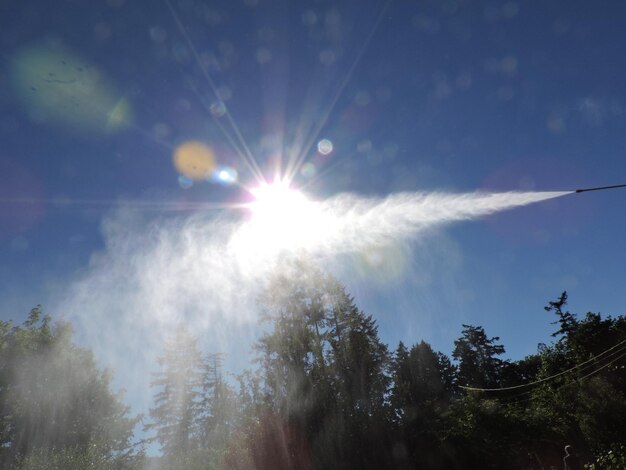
[57,189,570,411]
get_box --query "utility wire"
[459,337,626,392]
[468,344,626,404]
[502,349,626,406]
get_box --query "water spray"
[574,183,626,194]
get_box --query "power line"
[459,337,626,392]
[502,349,626,406]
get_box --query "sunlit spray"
[57,188,575,418]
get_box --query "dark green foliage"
[0,307,141,469]
[390,341,456,468]
[546,291,578,338]
[444,292,626,468]
[222,282,625,470]
[452,324,506,389]
[252,262,392,469]
[6,283,625,469]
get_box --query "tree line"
[1,263,624,468]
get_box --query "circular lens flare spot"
[178,175,193,189]
[210,166,238,185]
[317,139,333,155]
[173,141,216,180]
[300,162,316,178]
[210,101,226,117]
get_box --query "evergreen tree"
[0,307,141,468]
[254,261,391,469]
[545,291,577,339]
[201,353,237,452]
[452,324,506,388]
[390,341,456,469]
[146,325,205,459]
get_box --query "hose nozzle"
[575,184,626,194]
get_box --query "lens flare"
[210,166,238,185]
[317,139,333,155]
[173,141,216,180]
[11,43,132,133]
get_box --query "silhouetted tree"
[546,291,578,339]
[453,324,506,389]
[254,261,391,469]
[141,282,625,470]
[390,341,457,468]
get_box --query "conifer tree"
[146,325,204,458]
[0,307,140,468]
[255,261,391,469]
[453,324,506,388]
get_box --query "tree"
[545,291,578,339]
[146,325,205,459]
[391,340,455,410]
[254,261,392,469]
[0,307,141,468]
[532,293,626,456]
[390,341,457,469]
[200,353,238,453]
[452,324,506,389]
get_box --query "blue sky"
[1,0,626,420]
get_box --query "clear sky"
[1,0,625,422]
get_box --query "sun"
[248,180,309,222]
[234,179,328,255]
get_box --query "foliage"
[452,324,506,389]
[0,307,141,468]
[16,444,144,470]
[145,325,205,458]
[146,325,238,465]
[252,261,392,469]
[585,444,626,470]
[5,279,626,469]
[390,340,457,468]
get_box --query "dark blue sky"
[1,0,626,408]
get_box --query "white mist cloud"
[56,189,571,414]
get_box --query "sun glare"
[234,180,328,255]
[249,180,307,219]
